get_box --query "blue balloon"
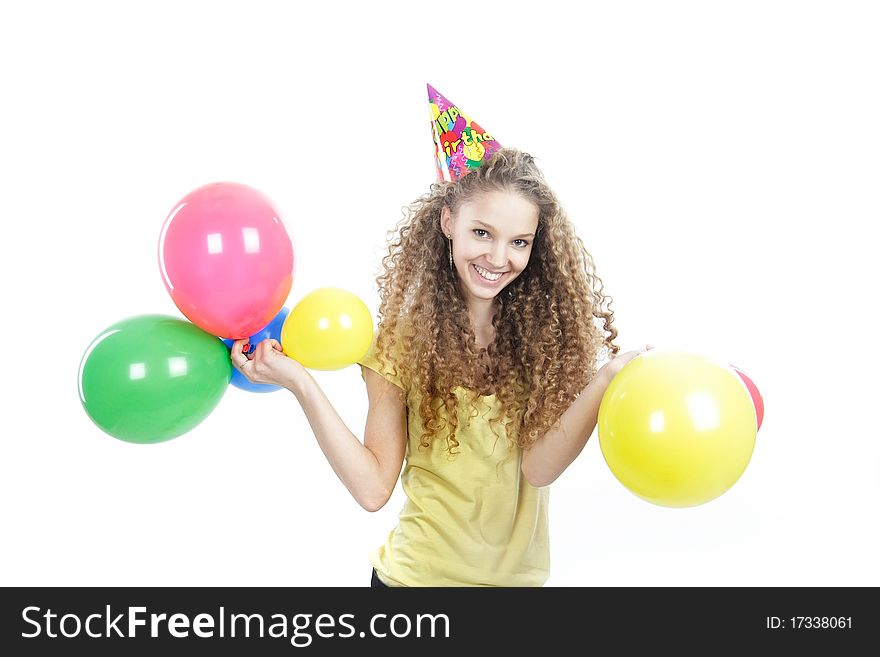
[222,307,290,393]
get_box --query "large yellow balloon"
[281,288,373,370]
[597,350,757,508]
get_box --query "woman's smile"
[472,264,507,285]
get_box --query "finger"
[254,339,275,356]
[231,339,252,355]
[265,338,284,352]
[229,340,251,369]
[254,338,285,356]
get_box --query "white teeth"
[474,265,503,281]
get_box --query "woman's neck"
[467,298,498,350]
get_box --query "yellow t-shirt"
[357,338,550,587]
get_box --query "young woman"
[231,148,647,586]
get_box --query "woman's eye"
[514,239,530,248]
[473,229,488,238]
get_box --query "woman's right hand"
[598,344,654,388]
[231,338,310,392]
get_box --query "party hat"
[428,83,501,182]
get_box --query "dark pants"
[370,568,388,588]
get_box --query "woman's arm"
[232,339,407,511]
[291,368,407,511]
[520,347,649,488]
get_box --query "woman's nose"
[487,245,508,269]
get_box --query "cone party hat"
[428,83,501,182]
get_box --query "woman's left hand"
[598,344,654,387]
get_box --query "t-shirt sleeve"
[357,335,405,391]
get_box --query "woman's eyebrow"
[473,220,535,239]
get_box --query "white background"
[1,1,877,587]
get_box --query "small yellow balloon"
[597,350,757,508]
[281,288,373,370]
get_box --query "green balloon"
[78,314,232,444]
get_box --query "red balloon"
[731,365,764,431]
[158,182,294,339]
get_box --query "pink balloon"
[731,365,764,431]
[158,182,294,339]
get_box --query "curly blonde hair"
[372,147,618,456]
